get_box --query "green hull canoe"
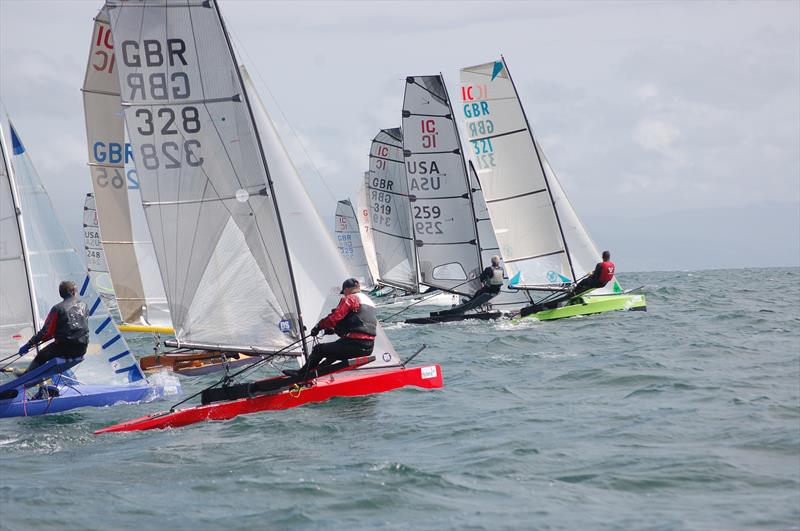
[513,293,646,322]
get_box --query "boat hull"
[95,364,443,433]
[514,293,646,322]
[139,351,262,376]
[405,311,504,325]
[0,384,166,418]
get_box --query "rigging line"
[381,277,474,322]
[227,25,336,203]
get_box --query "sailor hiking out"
[471,255,505,301]
[283,278,376,378]
[14,281,89,375]
[574,250,615,294]
[520,251,616,315]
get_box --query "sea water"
[1,268,798,530]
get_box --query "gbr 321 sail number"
[121,39,204,170]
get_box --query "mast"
[0,122,40,331]
[501,56,577,282]
[214,2,308,356]
[442,71,484,272]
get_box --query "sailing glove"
[310,326,320,337]
[17,344,30,355]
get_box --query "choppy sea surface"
[1,268,798,530]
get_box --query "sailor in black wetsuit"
[15,281,89,374]
[471,255,505,300]
[283,278,377,379]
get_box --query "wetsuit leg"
[24,341,87,373]
[574,277,605,295]
[300,339,374,373]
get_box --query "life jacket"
[487,266,504,286]
[598,261,615,284]
[334,292,377,338]
[53,296,89,344]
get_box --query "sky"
[0,0,798,272]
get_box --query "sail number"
[413,205,443,235]
[133,106,204,169]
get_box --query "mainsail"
[459,58,620,292]
[0,115,148,385]
[334,198,374,287]
[82,7,171,328]
[355,173,380,284]
[402,75,481,296]
[107,0,304,352]
[107,0,401,367]
[83,193,118,309]
[367,128,418,292]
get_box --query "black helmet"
[340,278,360,294]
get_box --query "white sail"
[355,173,380,285]
[83,193,118,310]
[0,124,35,355]
[243,67,400,368]
[107,0,303,351]
[402,75,481,296]
[368,128,418,292]
[334,199,374,287]
[460,59,621,292]
[0,115,149,386]
[460,60,574,288]
[540,146,621,294]
[82,7,171,328]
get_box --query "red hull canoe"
[95,364,443,434]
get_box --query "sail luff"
[501,56,577,282]
[213,2,308,355]
[0,121,39,331]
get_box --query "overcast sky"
[1,0,798,271]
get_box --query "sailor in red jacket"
[574,250,615,294]
[283,278,377,378]
[14,281,89,374]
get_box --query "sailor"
[283,278,376,378]
[15,281,89,374]
[471,255,505,300]
[573,250,615,295]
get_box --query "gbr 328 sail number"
[121,39,204,170]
